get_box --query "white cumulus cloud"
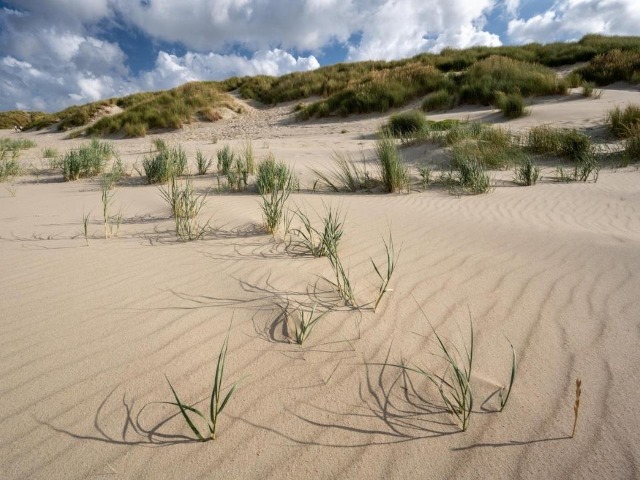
[507,0,640,44]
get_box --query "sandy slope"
[1,85,640,479]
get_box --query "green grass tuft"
[375,135,410,193]
[607,105,640,138]
[165,323,239,442]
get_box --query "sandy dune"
[1,86,639,479]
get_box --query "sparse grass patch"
[0,138,36,150]
[370,232,399,312]
[165,323,239,442]
[311,151,372,192]
[42,147,58,158]
[375,135,410,193]
[289,304,326,345]
[291,204,345,258]
[0,149,21,181]
[606,105,640,138]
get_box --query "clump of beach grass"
[387,110,428,137]
[62,139,114,181]
[216,145,235,175]
[256,154,298,195]
[142,142,187,184]
[449,149,492,194]
[260,167,296,236]
[0,148,21,182]
[161,174,210,241]
[375,134,410,193]
[165,323,239,442]
[42,147,58,158]
[196,150,213,175]
[241,138,255,175]
[495,92,528,118]
[311,151,371,192]
[514,157,541,186]
[607,105,640,138]
[422,89,456,112]
[525,126,592,162]
[623,128,640,164]
[418,166,431,190]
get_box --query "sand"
[1,85,639,479]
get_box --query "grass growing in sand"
[0,148,21,182]
[165,324,239,442]
[606,105,640,138]
[62,139,114,181]
[290,204,345,258]
[196,150,213,175]
[370,232,399,312]
[260,165,296,236]
[375,135,410,193]
[311,151,372,192]
[514,157,541,186]
[289,304,327,345]
[142,142,187,184]
[161,174,210,241]
[495,92,528,118]
[256,155,298,195]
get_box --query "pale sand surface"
[1,86,640,479]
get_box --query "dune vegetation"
[1,34,639,137]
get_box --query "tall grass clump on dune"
[457,56,567,106]
[256,154,298,195]
[445,147,492,194]
[62,139,114,181]
[514,157,541,186]
[87,82,240,137]
[422,89,456,111]
[161,175,210,241]
[216,145,235,175]
[260,162,296,236]
[387,110,428,137]
[442,123,520,169]
[195,149,213,175]
[375,135,410,193]
[576,49,640,85]
[606,105,640,138]
[142,142,187,184]
[311,151,372,192]
[495,92,528,118]
[525,125,592,161]
[165,324,239,442]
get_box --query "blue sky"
[0,0,637,112]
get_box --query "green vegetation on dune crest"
[86,82,240,138]
[1,34,639,133]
